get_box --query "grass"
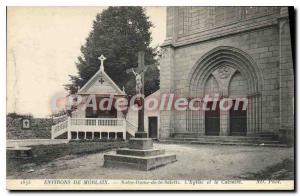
[241,158,294,180]
[7,140,128,176]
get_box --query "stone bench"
[7,146,33,159]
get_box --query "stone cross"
[126,51,149,138]
[98,54,107,71]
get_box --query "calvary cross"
[126,51,155,138]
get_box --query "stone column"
[255,95,261,133]
[67,131,71,140]
[277,7,294,144]
[246,94,261,136]
[159,45,175,138]
[220,110,229,136]
[165,7,178,43]
[199,110,205,135]
[247,96,254,136]
[279,7,294,130]
[252,95,257,134]
[159,7,178,138]
[67,117,71,140]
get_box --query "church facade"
[159,7,294,138]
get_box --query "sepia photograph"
[5,4,295,191]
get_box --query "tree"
[65,6,160,96]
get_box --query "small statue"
[131,69,143,95]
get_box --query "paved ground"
[7,143,294,180]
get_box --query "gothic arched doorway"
[228,71,248,136]
[186,46,263,136]
[204,75,220,135]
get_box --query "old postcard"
[6,6,295,190]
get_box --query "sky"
[7,7,166,117]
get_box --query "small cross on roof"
[99,77,105,84]
[98,54,107,71]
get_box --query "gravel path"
[7,143,294,180]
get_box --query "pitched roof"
[77,58,126,95]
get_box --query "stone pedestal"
[134,132,148,138]
[104,138,176,171]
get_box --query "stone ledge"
[116,148,165,157]
[103,153,177,171]
[135,132,148,138]
[129,138,153,150]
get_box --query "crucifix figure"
[126,51,149,138]
[130,68,147,95]
[127,51,149,96]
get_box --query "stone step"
[166,137,280,143]
[173,136,277,141]
[190,141,288,147]
[173,134,276,140]
[116,148,165,157]
[158,140,288,147]
[103,153,177,170]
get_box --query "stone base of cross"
[103,51,177,171]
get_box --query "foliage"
[7,112,33,119]
[65,6,160,96]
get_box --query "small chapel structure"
[51,55,136,140]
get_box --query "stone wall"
[175,7,277,38]
[159,7,294,138]
[7,117,52,139]
[174,27,280,133]
[279,8,294,131]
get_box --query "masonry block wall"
[159,7,294,138]
[279,8,294,132]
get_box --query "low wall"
[7,117,52,139]
[7,140,128,176]
[7,139,69,147]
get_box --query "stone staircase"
[158,132,288,147]
[125,120,137,139]
[51,120,69,139]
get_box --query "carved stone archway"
[186,46,263,136]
